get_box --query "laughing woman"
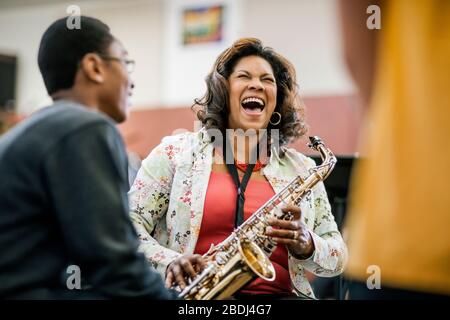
[129,38,347,299]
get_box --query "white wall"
[161,0,354,107]
[0,0,354,115]
[240,0,355,96]
[87,0,164,110]
[0,0,163,114]
[160,0,242,107]
[0,4,56,113]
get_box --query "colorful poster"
[182,5,224,45]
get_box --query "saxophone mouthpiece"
[308,136,323,149]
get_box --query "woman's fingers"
[266,226,299,238]
[281,205,302,220]
[190,256,207,275]
[165,270,174,288]
[269,237,298,246]
[165,254,207,289]
[184,254,206,276]
[264,205,314,258]
[171,264,187,289]
[267,218,300,230]
[268,231,310,244]
[179,257,197,279]
[265,205,303,236]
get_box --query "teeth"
[242,97,264,106]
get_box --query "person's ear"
[79,53,105,84]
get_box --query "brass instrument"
[177,136,337,300]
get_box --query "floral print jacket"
[129,129,347,299]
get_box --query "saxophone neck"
[308,136,337,180]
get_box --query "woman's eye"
[238,74,249,78]
[264,78,275,83]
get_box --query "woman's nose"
[248,78,264,91]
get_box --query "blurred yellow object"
[346,0,450,294]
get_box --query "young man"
[0,16,175,299]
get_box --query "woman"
[129,38,347,299]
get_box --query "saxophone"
[177,136,337,300]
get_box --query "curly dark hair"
[193,38,307,147]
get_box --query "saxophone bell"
[238,239,275,282]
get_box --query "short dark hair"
[194,38,307,147]
[38,16,114,95]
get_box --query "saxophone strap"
[224,138,256,228]
[226,161,255,228]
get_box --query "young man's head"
[38,16,134,123]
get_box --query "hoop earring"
[269,112,281,126]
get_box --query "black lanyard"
[224,139,256,228]
[226,162,255,228]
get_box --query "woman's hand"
[165,254,207,289]
[265,205,315,259]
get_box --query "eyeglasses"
[97,54,135,74]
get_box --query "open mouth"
[241,97,265,115]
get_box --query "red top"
[194,171,292,294]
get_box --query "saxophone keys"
[215,251,228,265]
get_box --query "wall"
[0,0,356,112]
[160,0,355,105]
[0,4,56,113]
[0,0,362,155]
[160,0,242,107]
[240,0,355,96]
[117,0,361,157]
[0,0,164,114]
[118,95,361,158]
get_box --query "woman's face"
[227,55,277,131]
